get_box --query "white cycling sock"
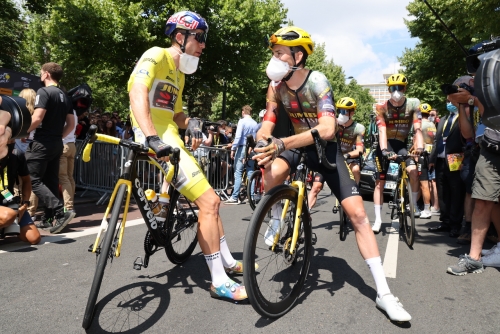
[272,203,281,220]
[424,204,430,211]
[365,256,391,298]
[219,235,237,268]
[205,252,229,287]
[412,192,419,207]
[374,205,382,222]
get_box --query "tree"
[1,0,24,69]
[400,0,500,114]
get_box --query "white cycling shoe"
[372,220,382,233]
[376,293,412,322]
[264,219,280,246]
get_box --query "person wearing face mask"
[372,74,424,231]
[308,97,365,210]
[127,10,247,302]
[427,98,466,238]
[254,26,411,322]
[413,103,436,219]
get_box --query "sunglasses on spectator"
[388,85,406,92]
[186,31,208,44]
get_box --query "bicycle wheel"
[339,204,348,241]
[243,184,312,318]
[247,170,263,211]
[164,190,199,264]
[82,184,126,329]
[238,171,247,203]
[400,178,416,247]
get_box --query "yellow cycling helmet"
[419,103,432,113]
[387,74,408,86]
[336,97,357,110]
[266,26,314,55]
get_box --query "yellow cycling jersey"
[127,46,185,130]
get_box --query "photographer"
[0,140,41,245]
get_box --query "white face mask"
[178,52,199,74]
[390,90,404,102]
[266,56,290,81]
[337,113,350,125]
[428,116,435,122]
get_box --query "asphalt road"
[1,187,499,334]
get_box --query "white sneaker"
[481,244,498,256]
[372,220,382,233]
[419,210,431,219]
[430,207,440,216]
[264,219,280,246]
[376,293,412,322]
[482,247,500,267]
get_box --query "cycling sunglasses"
[337,109,352,115]
[388,85,406,93]
[186,31,208,44]
[264,32,299,48]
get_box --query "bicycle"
[81,125,199,329]
[242,129,336,318]
[387,154,418,248]
[331,197,348,241]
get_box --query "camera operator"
[0,140,41,244]
[446,74,500,274]
[25,62,76,234]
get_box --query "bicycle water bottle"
[158,192,170,221]
[145,189,165,222]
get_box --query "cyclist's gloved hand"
[187,118,203,150]
[253,135,285,168]
[146,135,172,160]
[343,153,351,160]
[382,148,396,160]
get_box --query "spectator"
[427,108,439,214]
[59,109,77,214]
[111,116,123,138]
[428,98,465,237]
[25,62,76,234]
[225,105,257,204]
[15,88,36,153]
[121,120,134,141]
[76,110,90,140]
[0,140,41,244]
[102,120,117,137]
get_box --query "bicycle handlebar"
[82,125,180,163]
[311,129,336,170]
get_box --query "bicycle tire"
[238,171,247,202]
[401,178,416,247]
[82,184,126,329]
[247,170,264,211]
[164,190,199,264]
[243,184,312,318]
[339,204,348,241]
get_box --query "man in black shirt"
[25,62,76,234]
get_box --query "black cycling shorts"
[418,156,429,181]
[313,172,324,184]
[374,139,416,180]
[277,141,359,202]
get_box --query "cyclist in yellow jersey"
[372,74,424,233]
[128,11,246,302]
[254,26,411,321]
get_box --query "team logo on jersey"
[399,113,405,117]
[303,102,311,108]
[152,81,179,110]
[291,101,298,109]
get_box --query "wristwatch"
[22,200,30,206]
[468,96,475,106]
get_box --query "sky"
[280,0,419,84]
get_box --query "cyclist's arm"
[173,112,189,129]
[282,115,336,150]
[376,115,388,150]
[347,127,365,158]
[129,82,158,137]
[412,115,424,150]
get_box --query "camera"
[441,82,475,96]
[466,38,500,74]
[0,95,31,139]
[204,121,220,133]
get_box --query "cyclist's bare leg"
[349,162,361,184]
[194,188,224,254]
[307,181,323,209]
[263,158,290,191]
[342,196,380,259]
[420,180,431,206]
[430,179,439,210]
[374,179,385,206]
[406,165,419,195]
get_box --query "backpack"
[67,83,93,115]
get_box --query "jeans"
[231,146,254,200]
[25,140,64,218]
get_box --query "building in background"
[359,74,391,112]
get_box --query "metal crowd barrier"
[75,140,233,204]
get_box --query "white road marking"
[0,218,145,254]
[383,221,400,278]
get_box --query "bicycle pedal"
[311,233,318,245]
[388,201,396,209]
[332,208,338,214]
[133,257,144,270]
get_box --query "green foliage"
[400,0,500,116]
[0,0,23,69]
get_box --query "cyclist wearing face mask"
[128,10,248,302]
[372,74,423,232]
[254,26,412,322]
